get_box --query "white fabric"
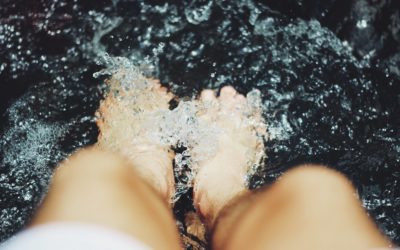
[0,222,151,250]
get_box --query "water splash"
[94,55,268,201]
[0,94,67,238]
[1,0,399,246]
[2,97,66,175]
[184,0,213,25]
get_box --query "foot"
[193,86,266,227]
[96,75,175,203]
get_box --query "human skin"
[29,83,392,250]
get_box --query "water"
[0,0,399,248]
[94,57,267,201]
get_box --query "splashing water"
[0,94,67,238]
[94,54,267,201]
[0,0,399,247]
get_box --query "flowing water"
[0,0,399,248]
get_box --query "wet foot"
[193,86,266,227]
[96,76,175,203]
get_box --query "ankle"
[194,174,249,228]
[131,152,174,201]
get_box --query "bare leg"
[193,87,392,250]
[212,165,392,250]
[31,77,181,249]
[193,86,266,227]
[31,149,181,250]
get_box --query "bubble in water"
[254,17,275,35]
[184,0,213,25]
[22,192,33,202]
[2,106,65,174]
[356,19,368,29]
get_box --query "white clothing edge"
[0,222,151,250]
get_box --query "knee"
[276,164,356,204]
[53,147,134,185]
[282,164,352,187]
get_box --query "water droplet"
[356,20,368,29]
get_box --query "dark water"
[0,0,399,248]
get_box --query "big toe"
[219,86,247,112]
[219,86,237,100]
[234,93,246,104]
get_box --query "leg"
[30,148,181,250]
[29,75,181,249]
[212,165,392,250]
[193,86,266,227]
[191,87,391,249]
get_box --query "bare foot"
[96,75,175,203]
[193,86,266,227]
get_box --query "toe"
[159,86,168,93]
[219,86,237,100]
[201,89,217,101]
[147,79,174,101]
[153,82,165,92]
[234,94,246,103]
